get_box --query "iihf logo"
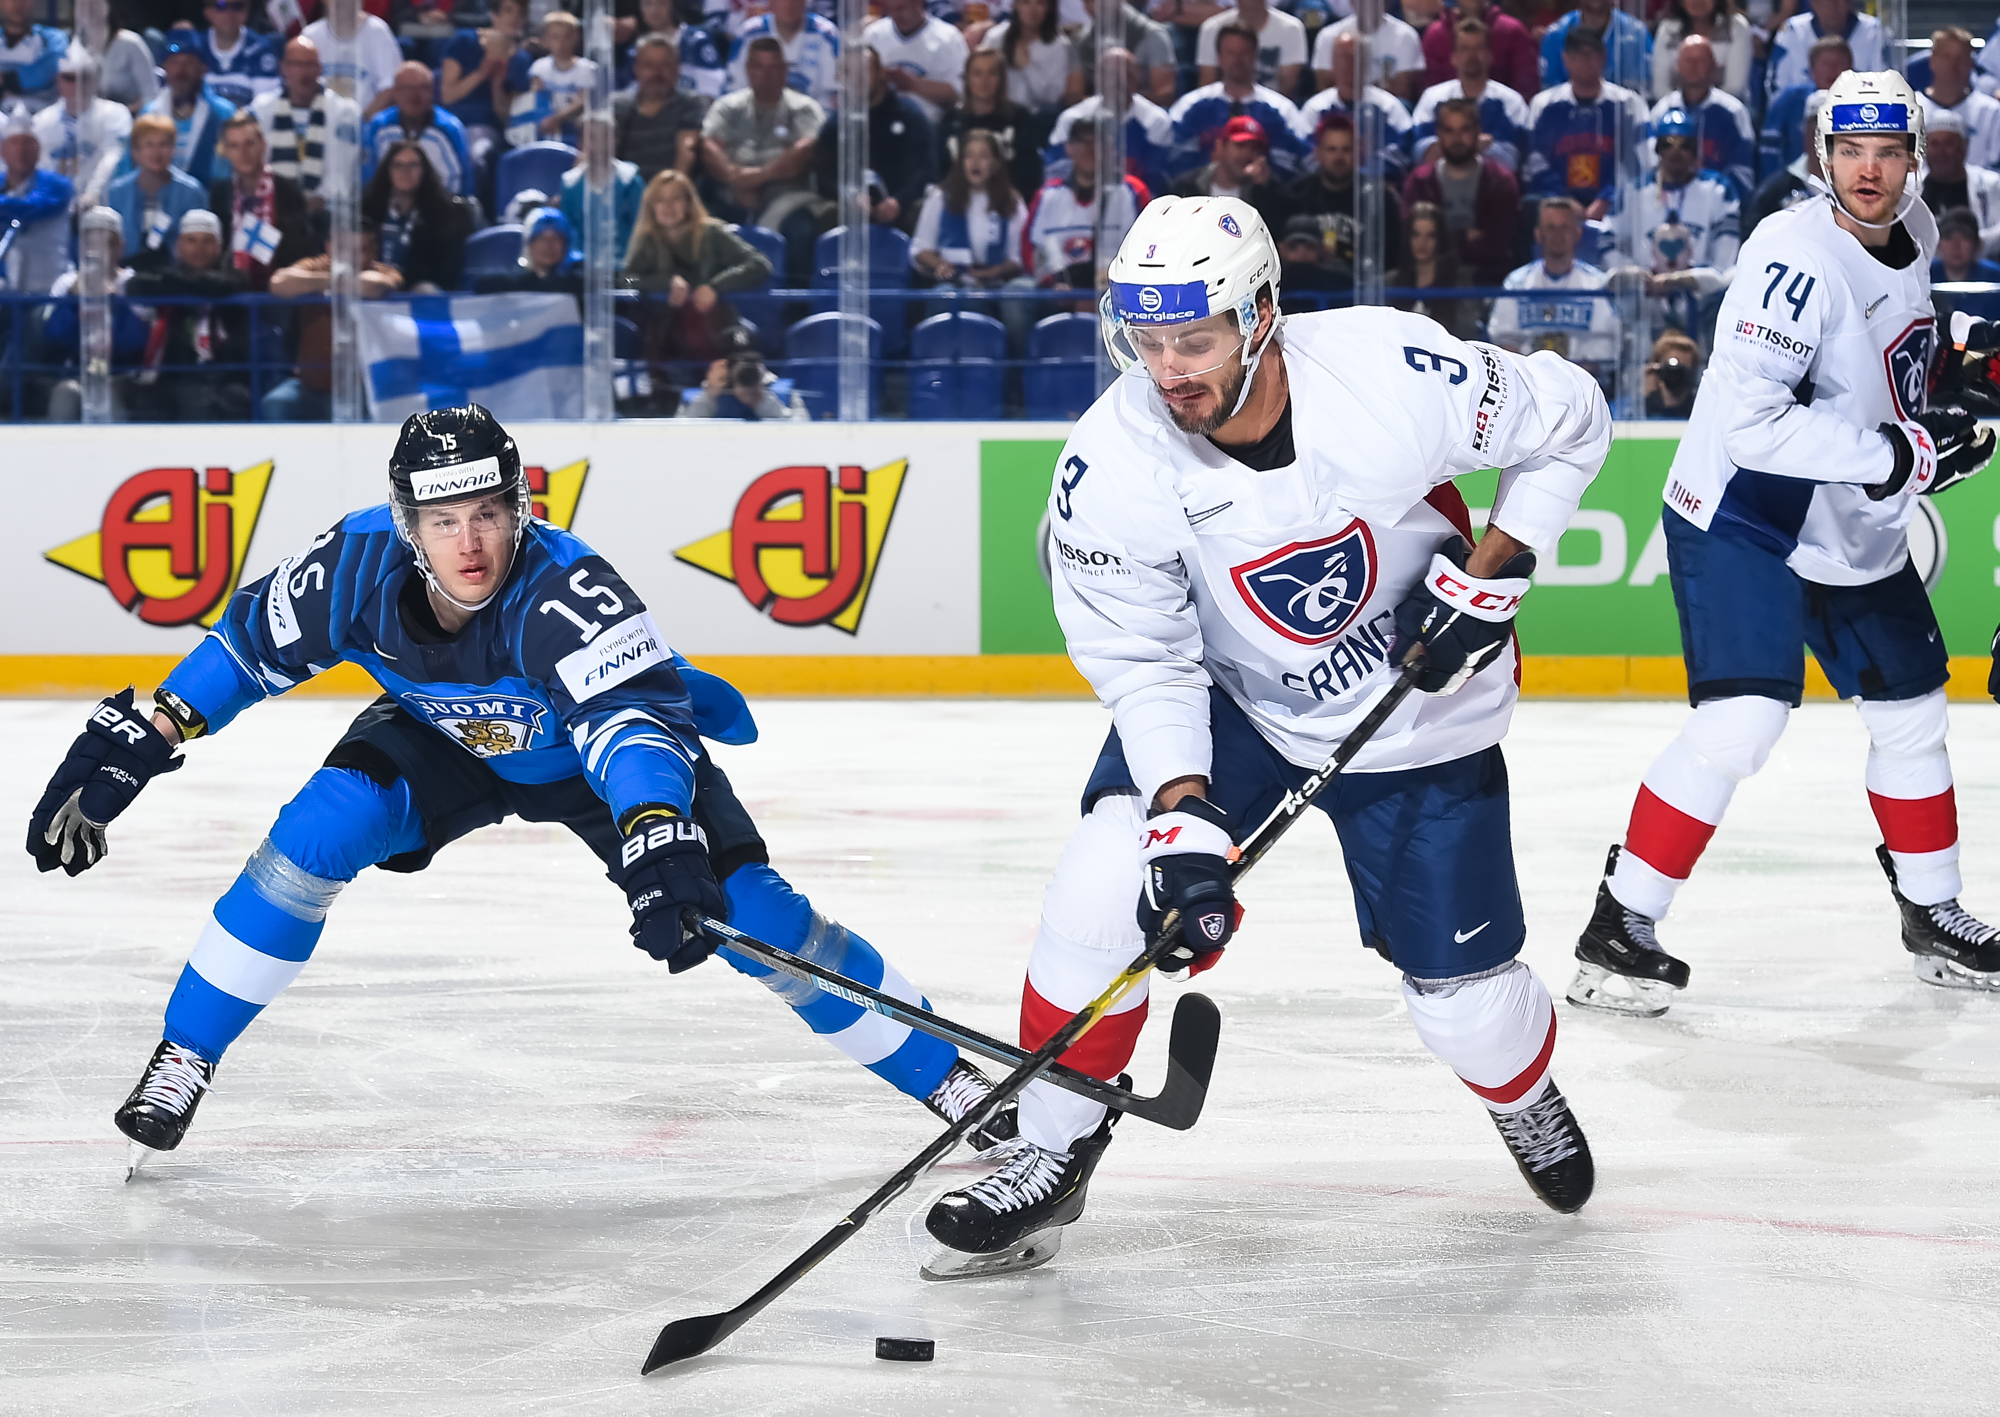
[1229,522,1378,645]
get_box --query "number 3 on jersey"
[1761,262,1816,323]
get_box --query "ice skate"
[923,1058,1019,1151]
[1491,1079,1594,1214]
[1877,846,2000,991]
[1568,846,1692,1018]
[920,1112,1117,1280]
[114,1040,215,1181]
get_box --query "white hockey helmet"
[1101,196,1282,412]
[1813,69,1925,225]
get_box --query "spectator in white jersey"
[35,50,131,207]
[1022,120,1139,294]
[1194,0,1307,98]
[1764,0,1882,107]
[1920,111,2000,258]
[730,0,842,113]
[529,11,599,146]
[863,0,969,125]
[1315,0,1427,106]
[1489,195,1620,372]
[1919,28,2000,175]
[73,0,159,112]
[979,0,1084,117]
[300,1,405,116]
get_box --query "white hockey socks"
[1402,961,1557,1116]
[1859,690,1960,907]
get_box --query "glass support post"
[836,0,870,421]
[583,0,617,420]
[1352,3,1383,309]
[326,0,364,421]
[75,43,111,422]
[1610,0,1648,419]
[1090,0,1129,399]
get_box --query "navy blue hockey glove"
[27,688,183,877]
[1876,411,1995,500]
[614,810,727,973]
[1989,623,2000,705]
[1136,796,1241,979]
[1392,537,1536,695]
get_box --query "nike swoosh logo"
[1454,921,1492,943]
[1187,502,1234,525]
[1866,295,1887,318]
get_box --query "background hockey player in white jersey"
[921,194,1614,1277]
[1569,71,2000,1019]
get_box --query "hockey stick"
[640,661,1422,1375]
[700,918,1218,1130]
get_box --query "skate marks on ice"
[4,701,2000,1414]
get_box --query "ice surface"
[6,697,2000,1416]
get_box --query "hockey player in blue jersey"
[27,405,1013,1176]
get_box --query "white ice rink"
[6,696,2000,1416]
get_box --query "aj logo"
[45,463,276,627]
[674,460,907,633]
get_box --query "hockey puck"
[874,1337,935,1362]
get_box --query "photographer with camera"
[677,350,809,421]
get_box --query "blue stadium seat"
[494,141,578,218]
[460,224,524,286]
[729,224,787,283]
[812,225,914,354]
[724,224,789,355]
[907,311,1006,421]
[783,312,882,420]
[1023,312,1099,420]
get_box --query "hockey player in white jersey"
[921,194,1614,1276]
[1570,71,2000,1019]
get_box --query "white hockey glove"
[1391,537,1536,696]
[1875,412,1994,500]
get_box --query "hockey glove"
[1136,796,1240,979]
[1391,537,1536,696]
[1874,411,1994,500]
[27,688,183,877]
[1989,623,2000,705]
[613,809,727,973]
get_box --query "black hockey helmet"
[388,404,532,607]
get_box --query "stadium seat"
[907,311,1006,421]
[494,142,579,219]
[811,226,914,354]
[725,224,789,355]
[460,224,525,287]
[783,312,882,420]
[1023,312,1100,420]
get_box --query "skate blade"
[1911,952,2000,992]
[1565,962,1675,1019]
[124,1141,155,1182]
[920,1226,1064,1282]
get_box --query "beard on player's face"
[1162,354,1250,435]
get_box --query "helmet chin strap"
[1227,309,1283,420]
[1810,169,1922,231]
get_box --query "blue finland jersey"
[191,28,283,108]
[160,507,728,826]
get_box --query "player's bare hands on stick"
[1137,792,1239,979]
[1392,532,1537,695]
[27,688,183,876]
[614,810,727,972]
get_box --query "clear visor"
[1101,295,1246,384]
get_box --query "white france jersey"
[1666,196,1940,587]
[1048,307,1610,801]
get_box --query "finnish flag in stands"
[231,215,281,266]
[357,294,583,422]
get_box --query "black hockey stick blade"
[699,919,1217,1129]
[642,1311,738,1374]
[1156,992,1221,1129]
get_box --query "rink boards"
[2,420,1994,698]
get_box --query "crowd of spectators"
[3,0,2000,419]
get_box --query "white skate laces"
[1492,1092,1579,1174]
[926,1064,994,1125]
[964,1138,1071,1215]
[139,1043,213,1116]
[1620,906,1662,951]
[1926,899,1999,946]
